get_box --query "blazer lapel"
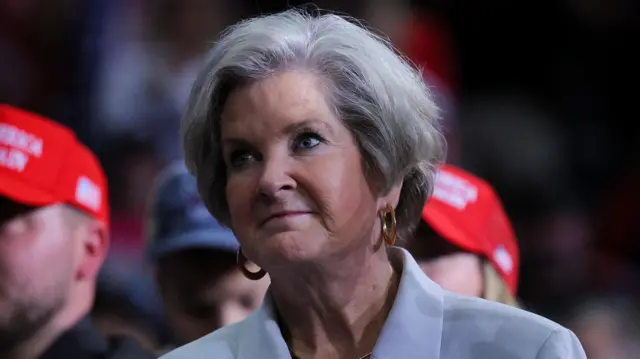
[372,248,444,359]
[237,296,292,359]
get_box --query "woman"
[409,164,520,306]
[162,9,585,359]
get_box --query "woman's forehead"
[222,72,328,119]
[220,73,339,142]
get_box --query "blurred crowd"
[1,0,638,358]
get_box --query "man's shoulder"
[40,318,156,359]
[159,322,245,359]
[440,293,583,358]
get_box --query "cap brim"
[148,229,240,261]
[421,205,484,254]
[0,174,57,206]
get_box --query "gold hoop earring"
[236,248,267,280]
[379,204,397,246]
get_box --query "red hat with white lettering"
[421,165,519,294]
[0,105,109,225]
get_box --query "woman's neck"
[270,248,400,359]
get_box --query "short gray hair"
[182,9,445,240]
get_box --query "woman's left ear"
[379,183,403,209]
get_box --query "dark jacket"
[40,318,155,359]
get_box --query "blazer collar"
[372,247,443,359]
[238,248,444,359]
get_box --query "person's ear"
[76,220,108,281]
[378,183,403,210]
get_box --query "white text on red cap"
[0,124,43,157]
[432,171,478,210]
[75,176,102,212]
[0,124,43,173]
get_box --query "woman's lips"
[261,211,313,226]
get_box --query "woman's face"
[220,71,383,268]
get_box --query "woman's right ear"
[377,183,403,211]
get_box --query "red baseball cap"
[421,165,519,294]
[0,105,109,225]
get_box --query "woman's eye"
[228,151,254,169]
[293,132,322,150]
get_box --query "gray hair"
[182,9,445,240]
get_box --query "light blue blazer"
[160,248,586,359]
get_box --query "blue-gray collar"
[235,247,444,359]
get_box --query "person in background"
[91,283,159,353]
[161,9,585,359]
[147,162,269,346]
[567,295,640,359]
[407,164,520,306]
[361,0,461,164]
[0,105,154,359]
[93,0,238,163]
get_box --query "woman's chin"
[257,232,328,266]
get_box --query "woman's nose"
[257,156,296,199]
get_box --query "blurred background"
[1,0,638,356]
